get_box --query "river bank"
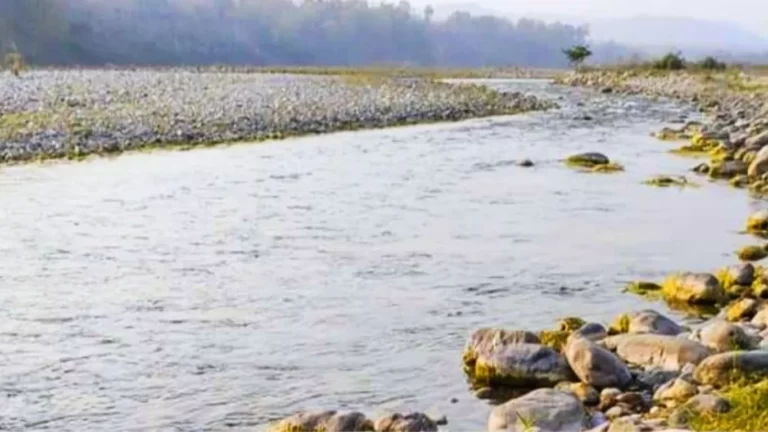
[0,69,553,164]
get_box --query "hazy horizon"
[409,0,768,38]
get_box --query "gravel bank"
[0,70,554,163]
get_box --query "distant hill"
[588,16,768,55]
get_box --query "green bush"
[697,56,727,71]
[652,52,686,70]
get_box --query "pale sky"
[416,0,768,37]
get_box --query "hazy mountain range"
[427,2,768,59]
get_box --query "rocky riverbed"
[0,69,552,163]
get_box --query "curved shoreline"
[0,70,554,165]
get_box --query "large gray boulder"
[488,389,585,432]
[694,351,768,386]
[601,334,712,371]
[465,338,575,387]
[565,337,632,389]
[661,273,725,305]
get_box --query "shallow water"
[0,80,764,431]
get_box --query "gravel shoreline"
[0,69,554,164]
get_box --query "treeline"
[0,0,591,67]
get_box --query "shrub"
[698,56,727,71]
[652,52,686,70]
[562,45,592,69]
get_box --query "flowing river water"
[0,80,763,431]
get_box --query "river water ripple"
[0,80,762,431]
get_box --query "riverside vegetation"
[271,67,768,431]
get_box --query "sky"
[413,0,768,37]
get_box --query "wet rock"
[565,337,632,389]
[694,351,768,386]
[374,413,437,432]
[270,411,373,432]
[488,388,585,432]
[610,310,682,336]
[661,272,725,305]
[653,378,698,408]
[601,334,712,371]
[693,320,757,351]
[566,152,610,168]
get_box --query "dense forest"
[0,0,596,67]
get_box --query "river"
[0,80,762,431]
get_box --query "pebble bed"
[0,70,553,163]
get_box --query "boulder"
[374,413,437,432]
[565,337,632,389]
[694,351,768,386]
[661,273,725,305]
[610,310,682,336]
[468,342,575,387]
[488,389,585,432]
[270,411,373,432]
[694,320,757,352]
[752,150,768,178]
[653,378,698,408]
[746,210,768,233]
[601,334,713,371]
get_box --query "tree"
[563,45,592,69]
